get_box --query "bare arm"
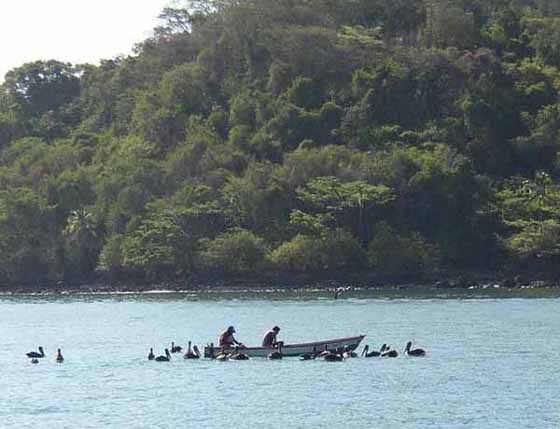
[233,336,245,347]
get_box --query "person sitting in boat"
[262,326,283,348]
[219,326,244,348]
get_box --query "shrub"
[268,234,323,272]
[199,229,267,275]
[506,220,560,260]
[269,230,367,273]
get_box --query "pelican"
[268,344,283,360]
[342,346,358,358]
[228,346,249,360]
[229,353,249,360]
[300,347,317,361]
[170,342,182,353]
[148,348,155,360]
[184,341,200,359]
[318,345,331,358]
[215,347,229,361]
[26,347,45,359]
[334,288,344,300]
[404,341,426,357]
[55,349,64,363]
[361,344,387,357]
[323,350,343,362]
[382,346,398,358]
[155,349,171,362]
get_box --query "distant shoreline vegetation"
[1,270,559,295]
[2,1,560,289]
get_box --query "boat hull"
[203,335,365,358]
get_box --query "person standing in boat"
[219,326,244,348]
[262,326,283,348]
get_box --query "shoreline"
[1,273,559,296]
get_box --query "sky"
[0,0,170,80]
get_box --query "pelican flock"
[26,340,427,364]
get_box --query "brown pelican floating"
[26,347,45,359]
[268,344,283,360]
[381,346,398,358]
[148,348,155,360]
[155,349,171,362]
[300,347,317,361]
[56,349,64,363]
[323,350,343,362]
[184,341,200,359]
[215,347,229,361]
[228,346,249,360]
[334,288,344,300]
[404,341,426,357]
[362,344,387,357]
[170,342,183,353]
[342,346,358,358]
[318,345,331,358]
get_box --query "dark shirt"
[262,330,277,347]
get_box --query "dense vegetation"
[1,0,560,288]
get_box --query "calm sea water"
[0,289,559,428]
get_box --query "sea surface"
[0,288,558,428]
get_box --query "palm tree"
[64,208,97,242]
[63,208,100,278]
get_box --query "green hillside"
[1,0,560,287]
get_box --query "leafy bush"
[505,220,560,260]
[269,230,367,273]
[199,229,267,275]
[121,212,183,279]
